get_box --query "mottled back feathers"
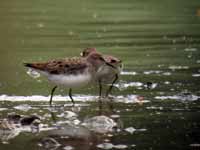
[24,57,89,75]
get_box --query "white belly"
[47,73,92,88]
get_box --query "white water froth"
[192,74,200,77]
[115,81,143,90]
[155,95,200,101]
[169,65,189,70]
[0,95,96,102]
[26,68,41,79]
[0,94,150,103]
[184,48,197,52]
[82,115,117,134]
[97,143,128,149]
[120,71,137,75]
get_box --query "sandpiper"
[81,48,122,97]
[24,52,115,106]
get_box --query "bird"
[80,48,122,97]
[24,52,115,106]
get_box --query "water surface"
[0,0,200,150]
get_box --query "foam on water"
[192,74,200,77]
[0,95,96,102]
[115,81,143,91]
[26,68,41,79]
[97,143,128,149]
[155,94,200,101]
[184,48,197,51]
[0,108,8,111]
[120,71,137,75]
[0,94,149,103]
[169,65,189,70]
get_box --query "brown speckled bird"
[81,48,122,97]
[24,52,115,106]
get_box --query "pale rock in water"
[82,116,117,134]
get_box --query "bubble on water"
[97,143,128,149]
[115,81,143,91]
[104,139,110,142]
[107,134,113,137]
[43,113,51,118]
[68,31,74,35]
[169,66,189,70]
[184,48,197,51]
[110,115,120,119]
[144,70,162,75]
[114,144,128,149]
[137,128,147,131]
[162,72,172,76]
[57,113,65,118]
[192,74,200,77]
[97,143,114,149]
[155,92,200,102]
[14,104,32,112]
[37,23,44,28]
[93,13,98,19]
[82,116,117,134]
[64,111,77,118]
[56,111,78,119]
[0,108,8,111]
[146,106,163,110]
[164,81,170,85]
[124,127,136,134]
[115,95,149,104]
[63,146,74,150]
[0,94,149,104]
[158,64,165,68]
[120,71,137,75]
[26,68,40,79]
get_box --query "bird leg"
[98,80,102,98]
[98,79,103,108]
[106,74,118,97]
[69,88,75,106]
[49,86,57,106]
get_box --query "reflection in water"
[0,114,41,143]
[155,91,200,101]
[82,115,117,134]
[37,106,122,150]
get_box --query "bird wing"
[24,57,89,75]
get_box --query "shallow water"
[0,0,200,150]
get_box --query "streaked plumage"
[24,52,112,106]
[81,48,122,97]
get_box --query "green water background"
[0,0,200,150]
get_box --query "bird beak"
[105,62,116,69]
[80,52,83,57]
[99,56,116,69]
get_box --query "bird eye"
[110,59,117,63]
[99,56,105,61]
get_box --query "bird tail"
[24,63,46,71]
